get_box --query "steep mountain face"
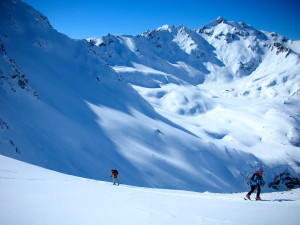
[0,0,165,185]
[1,0,300,192]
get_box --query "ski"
[244,198,262,201]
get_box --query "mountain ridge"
[87,17,299,86]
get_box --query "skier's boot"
[246,194,251,200]
[255,196,261,201]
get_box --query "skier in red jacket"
[111,169,119,185]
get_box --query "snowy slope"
[1,0,300,194]
[1,0,229,192]
[1,155,300,225]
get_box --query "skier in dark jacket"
[246,170,265,200]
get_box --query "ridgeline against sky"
[24,0,300,40]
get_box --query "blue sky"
[24,0,300,40]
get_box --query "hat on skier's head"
[257,170,263,174]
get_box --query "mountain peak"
[216,16,227,24]
[198,17,231,32]
[157,24,174,31]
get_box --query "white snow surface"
[1,155,300,225]
[0,0,300,195]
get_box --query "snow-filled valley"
[1,0,300,200]
[1,155,300,225]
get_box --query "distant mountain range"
[88,16,299,86]
[1,0,299,192]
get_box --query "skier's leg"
[256,185,261,197]
[248,185,256,196]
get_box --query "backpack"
[112,169,118,177]
[250,173,265,186]
[250,173,257,181]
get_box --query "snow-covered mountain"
[1,0,299,192]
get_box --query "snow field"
[133,81,299,161]
[1,155,299,225]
